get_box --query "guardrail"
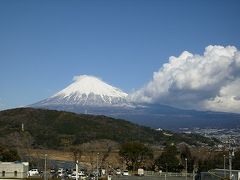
[144,171,193,177]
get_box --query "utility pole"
[185,158,188,180]
[192,164,195,180]
[97,153,99,180]
[229,145,232,180]
[44,154,47,180]
[223,155,226,178]
[76,160,79,180]
[228,138,234,180]
[21,123,24,132]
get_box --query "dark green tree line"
[119,142,153,171]
[0,145,20,162]
[155,144,184,172]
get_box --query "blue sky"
[0,0,240,110]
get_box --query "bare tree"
[100,144,112,169]
[70,146,83,163]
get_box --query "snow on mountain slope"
[54,75,127,98]
[33,75,129,107]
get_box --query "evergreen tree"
[233,149,240,170]
[0,145,20,162]
[119,142,153,170]
[155,144,183,172]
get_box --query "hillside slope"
[0,108,216,149]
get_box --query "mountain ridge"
[0,108,217,149]
[30,75,240,130]
[33,103,240,130]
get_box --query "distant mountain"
[111,104,240,130]
[31,75,240,130]
[32,75,129,107]
[33,103,240,131]
[0,108,216,149]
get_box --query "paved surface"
[112,176,189,180]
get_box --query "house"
[0,162,29,178]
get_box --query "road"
[112,176,189,180]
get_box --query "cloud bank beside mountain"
[130,45,240,113]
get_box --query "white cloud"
[130,45,240,113]
[203,79,240,112]
[73,75,103,82]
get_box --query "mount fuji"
[31,75,240,130]
[31,75,136,116]
[33,75,129,107]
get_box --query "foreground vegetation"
[2,141,240,174]
[119,142,240,172]
[0,108,216,149]
[1,108,232,173]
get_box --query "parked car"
[58,168,64,173]
[69,172,86,179]
[57,172,66,178]
[80,175,87,180]
[69,173,77,179]
[116,169,121,175]
[28,169,39,176]
[137,168,144,176]
[88,174,96,180]
[122,170,129,176]
[79,170,85,176]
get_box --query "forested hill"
[0,108,216,149]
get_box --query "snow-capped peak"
[53,75,128,98]
[33,75,129,107]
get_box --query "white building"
[0,162,29,178]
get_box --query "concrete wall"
[0,162,29,178]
